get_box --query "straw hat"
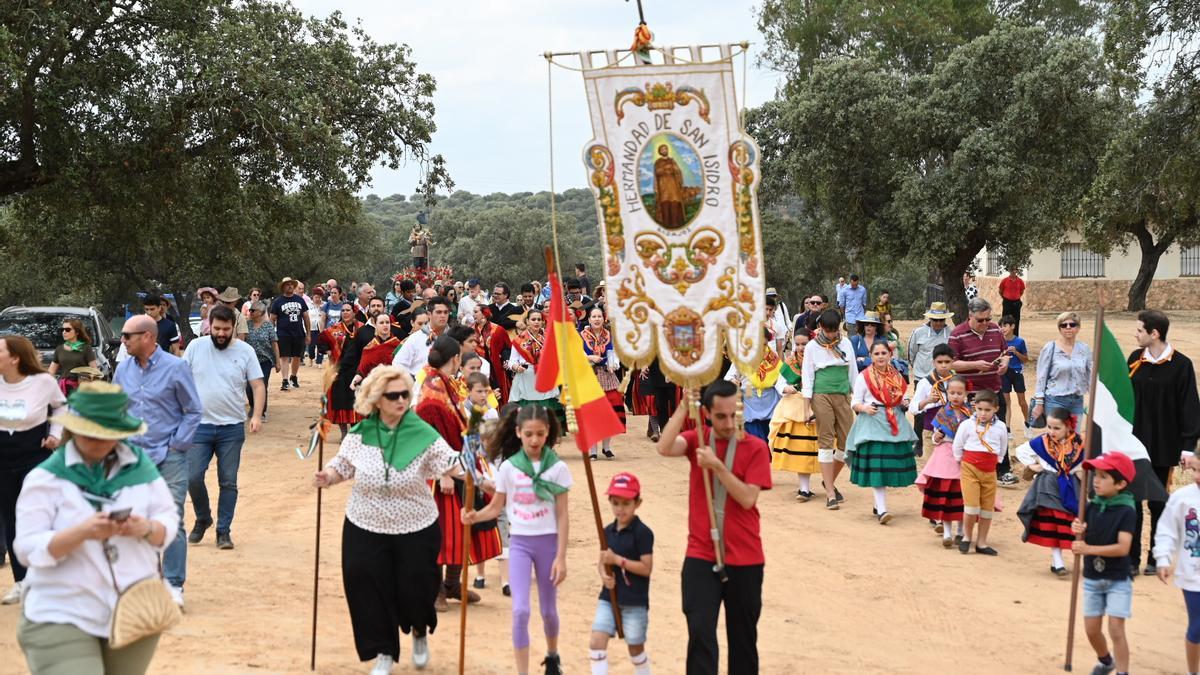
[217,287,241,303]
[856,311,883,326]
[51,382,147,440]
[69,366,104,380]
[924,302,953,320]
[195,286,218,301]
[278,277,297,292]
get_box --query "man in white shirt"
[184,305,264,551]
[458,279,484,327]
[393,296,453,376]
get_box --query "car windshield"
[0,313,88,350]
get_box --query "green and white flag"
[1092,322,1169,501]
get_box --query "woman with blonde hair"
[1031,311,1092,423]
[1,335,67,605]
[15,381,178,674]
[312,365,462,673]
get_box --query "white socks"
[591,650,650,675]
[1052,548,1065,568]
[798,474,811,492]
[872,487,887,513]
[589,649,608,675]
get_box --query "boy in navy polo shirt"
[1071,452,1137,675]
[999,316,1029,430]
[589,472,654,675]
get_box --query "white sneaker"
[1,581,23,605]
[370,653,394,674]
[412,635,429,670]
[167,584,184,610]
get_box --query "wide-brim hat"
[765,287,779,296]
[217,287,241,303]
[278,276,297,292]
[856,311,883,326]
[52,382,147,440]
[924,302,953,320]
[69,366,104,379]
[196,286,218,300]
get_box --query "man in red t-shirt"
[998,267,1026,335]
[656,379,772,675]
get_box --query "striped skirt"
[1025,507,1074,549]
[605,388,627,430]
[434,488,502,566]
[770,421,819,475]
[920,477,964,522]
[849,440,918,488]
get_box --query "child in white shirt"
[1153,452,1200,675]
[953,390,1008,556]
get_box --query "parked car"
[0,306,119,378]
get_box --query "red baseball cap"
[1082,452,1136,484]
[606,472,641,499]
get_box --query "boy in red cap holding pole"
[1071,452,1137,675]
[589,472,654,675]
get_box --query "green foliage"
[754,23,1116,319]
[359,188,602,287]
[0,0,450,328]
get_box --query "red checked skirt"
[920,477,964,522]
[435,488,502,566]
[1026,507,1075,549]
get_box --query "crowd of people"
[2,265,1200,675]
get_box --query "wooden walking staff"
[458,467,475,675]
[1063,304,1105,672]
[310,428,323,671]
[688,388,729,582]
[543,247,624,638]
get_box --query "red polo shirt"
[999,276,1026,302]
[680,429,772,566]
[948,321,1006,392]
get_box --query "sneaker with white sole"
[1,581,23,605]
[167,584,184,610]
[412,634,429,670]
[370,653,395,674]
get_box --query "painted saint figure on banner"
[641,134,702,229]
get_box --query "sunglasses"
[121,331,147,339]
[1060,322,1079,329]
[381,390,411,401]
[61,327,73,332]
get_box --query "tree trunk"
[940,244,984,324]
[171,289,197,343]
[1126,223,1173,312]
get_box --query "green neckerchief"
[351,412,442,478]
[508,447,568,502]
[1090,491,1136,513]
[38,442,161,505]
[63,340,85,351]
[779,360,802,386]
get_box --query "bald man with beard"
[113,313,203,608]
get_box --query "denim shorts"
[592,600,648,645]
[1083,577,1133,618]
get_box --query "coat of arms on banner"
[580,45,765,386]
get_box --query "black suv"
[0,306,119,378]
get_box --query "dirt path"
[0,314,1191,673]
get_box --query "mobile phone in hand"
[108,507,133,522]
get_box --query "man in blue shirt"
[837,275,868,330]
[114,314,203,608]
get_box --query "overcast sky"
[291,0,782,197]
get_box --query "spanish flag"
[536,273,624,452]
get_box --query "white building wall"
[980,238,1195,282]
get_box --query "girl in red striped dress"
[1015,407,1084,576]
[581,307,626,461]
[916,377,969,547]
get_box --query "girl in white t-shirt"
[464,403,572,675]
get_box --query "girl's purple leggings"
[508,533,560,649]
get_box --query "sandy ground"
[0,313,1195,674]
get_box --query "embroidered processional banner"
[580,45,765,386]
